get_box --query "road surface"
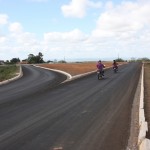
[0,63,141,150]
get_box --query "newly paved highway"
[0,63,141,150]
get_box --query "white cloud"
[92,1,150,42]
[87,0,102,8]
[87,1,150,59]
[44,29,88,43]
[9,22,23,33]
[0,36,7,43]
[0,14,8,25]
[1,1,150,61]
[8,22,38,46]
[61,0,101,18]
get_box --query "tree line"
[1,52,150,65]
[3,52,44,64]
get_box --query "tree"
[115,58,125,62]
[36,52,44,63]
[58,60,67,63]
[28,54,35,64]
[27,52,44,64]
[137,57,150,62]
[6,60,10,64]
[10,58,20,64]
[130,57,136,62]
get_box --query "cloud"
[61,0,102,18]
[9,22,23,33]
[0,14,8,25]
[87,1,150,59]
[92,1,150,42]
[0,36,7,43]
[44,29,88,43]
[27,0,48,2]
[7,22,37,45]
[1,1,150,61]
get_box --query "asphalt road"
[0,63,141,150]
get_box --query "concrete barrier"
[138,63,150,150]
[34,65,72,81]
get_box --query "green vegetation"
[115,58,126,62]
[0,65,20,82]
[58,60,67,63]
[115,57,150,62]
[129,57,150,62]
[137,57,150,62]
[28,52,44,64]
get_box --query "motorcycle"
[97,70,104,80]
[113,66,118,73]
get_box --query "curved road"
[0,63,141,150]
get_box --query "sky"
[0,0,150,62]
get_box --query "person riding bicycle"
[112,60,118,70]
[96,60,105,76]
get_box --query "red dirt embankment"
[38,61,125,76]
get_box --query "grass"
[0,65,20,82]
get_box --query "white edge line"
[33,65,72,82]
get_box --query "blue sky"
[0,0,150,61]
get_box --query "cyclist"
[112,60,118,70]
[96,60,105,76]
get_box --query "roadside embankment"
[0,65,23,85]
[127,63,150,150]
[138,64,150,150]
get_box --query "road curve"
[0,63,141,150]
[0,65,67,105]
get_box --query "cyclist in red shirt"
[112,60,118,70]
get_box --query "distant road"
[0,63,141,150]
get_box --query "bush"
[0,65,19,81]
[115,58,125,62]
